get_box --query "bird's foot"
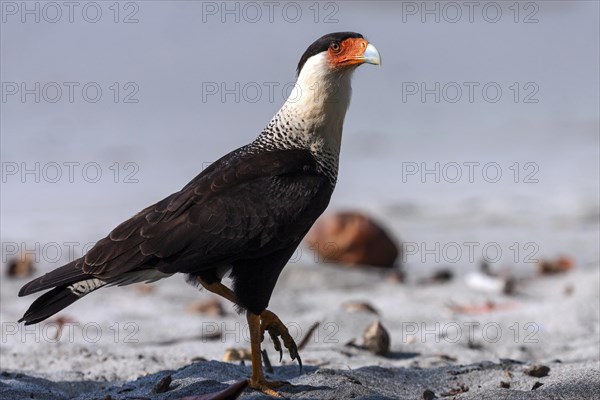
[248,377,289,397]
[259,309,302,369]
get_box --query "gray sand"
[1,264,599,399]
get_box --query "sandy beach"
[2,259,598,399]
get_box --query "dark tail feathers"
[19,286,82,325]
[19,261,105,325]
[19,260,88,297]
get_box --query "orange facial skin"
[327,37,370,68]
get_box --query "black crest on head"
[296,32,364,76]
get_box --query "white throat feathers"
[257,52,358,183]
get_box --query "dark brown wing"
[77,147,331,279]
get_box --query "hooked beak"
[361,43,381,65]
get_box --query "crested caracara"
[19,32,381,396]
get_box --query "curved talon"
[287,340,302,370]
[296,351,303,371]
[260,310,302,369]
[267,328,283,362]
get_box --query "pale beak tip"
[363,43,381,66]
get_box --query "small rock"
[342,301,379,315]
[564,283,575,296]
[152,374,172,394]
[438,354,457,362]
[538,256,574,275]
[499,381,510,388]
[223,348,252,362]
[422,389,437,399]
[524,364,550,378]
[306,211,399,268]
[531,381,544,390]
[418,268,453,285]
[5,255,35,278]
[467,340,484,350]
[187,299,226,317]
[502,277,517,295]
[441,383,469,396]
[386,269,406,283]
[362,320,390,356]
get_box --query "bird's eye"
[330,42,341,52]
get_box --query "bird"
[18,31,381,396]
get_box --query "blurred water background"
[1,1,598,274]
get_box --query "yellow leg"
[197,279,301,396]
[197,279,238,304]
[247,311,287,397]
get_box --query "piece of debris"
[467,340,483,350]
[305,211,400,268]
[499,381,510,388]
[437,354,457,362]
[538,256,574,275]
[531,382,544,390]
[418,268,454,285]
[446,300,517,315]
[342,301,379,315]
[5,254,35,278]
[177,380,248,400]
[362,320,390,356]
[134,283,155,295]
[339,349,356,358]
[261,349,273,373]
[502,277,517,295]
[441,383,469,396]
[465,271,515,294]
[223,348,252,362]
[153,374,172,394]
[386,269,406,283]
[187,299,226,317]
[405,335,417,344]
[500,358,524,365]
[480,260,493,276]
[524,364,550,378]
[297,321,320,351]
[564,283,575,296]
[422,389,437,399]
